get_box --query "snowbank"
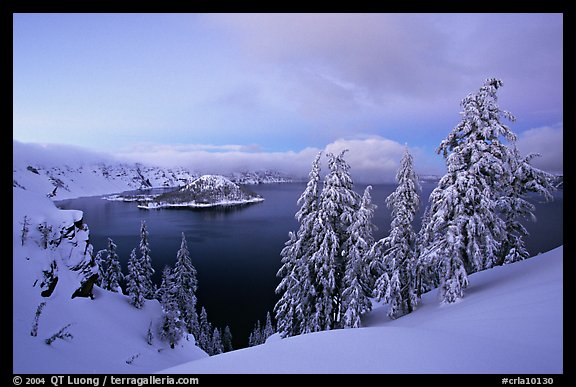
[162,246,563,374]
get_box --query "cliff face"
[140,175,264,209]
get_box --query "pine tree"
[198,307,212,353]
[421,78,520,303]
[263,311,275,340]
[374,148,421,319]
[99,238,123,293]
[309,150,360,330]
[172,232,199,336]
[158,266,183,349]
[222,325,233,352]
[210,327,223,355]
[139,220,156,299]
[341,185,377,328]
[126,248,145,308]
[274,152,322,337]
[248,320,263,347]
[497,148,555,265]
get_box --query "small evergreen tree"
[158,266,183,349]
[263,311,275,340]
[139,221,156,299]
[126,248,145,308]
[248,320,263,347]
[222,325,233,352]
[100,238,123,293]
[210,327,223,355]
[197,307,212,353]
[37,222,52,249]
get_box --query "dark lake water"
[56,183,563,349]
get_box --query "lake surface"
[56,183,563,348]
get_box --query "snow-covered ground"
[13,188,207,373]
[162,246,563,374]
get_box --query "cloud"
[115,136,445,183]
[515,125,563,174]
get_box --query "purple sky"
[13,13,563,181]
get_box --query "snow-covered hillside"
[13,188,207,373]
[13,141,294,200]
[162,246,563,374]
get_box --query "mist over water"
[56,183,563,348]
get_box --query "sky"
[13,13,563,181]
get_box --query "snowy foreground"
[163,246,563,374]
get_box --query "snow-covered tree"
[158,266,183,349]
[37,222,52,250]
[126,248,145,308]
[197,307,212,353]
[210,327,223,355]
[172,232,199,335]
[420,78,525,303]
[274,152,322,337]
[222,325,233,352]
[263,311,275,340]
[497,148,555,265]
[248,320,263,347]
[99,238,123,293]
[309,150,360,331]
[139,221,156,299]
[373,148,421,318]
[341,185,377,327]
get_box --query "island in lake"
[137,175,264,209]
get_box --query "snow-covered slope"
[162,246,563,374]
[13,141,294,200]
[13,188,207,373]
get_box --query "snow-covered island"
[137,175,265,209]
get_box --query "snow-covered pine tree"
[310,150,360,330]
[414,205,438,298]
[139,220,156,299]
[172,232,199,336]
[100,238,123,293]
[374,148,421,319]
[274,152,322,337]
[341,185,377,328]
[158,266,183,349]
[263,311,275,340]
[210,327,223,355]
[198,307,212,353]
[222,325,233,352]
[421,78,520,303]
[126,248,145,308]
[497,148,555,265]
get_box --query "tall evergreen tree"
[420,78,524,303]
[310,150,360,330]
[274,152,322,337]
[99,238,123,293]
[341,185,377,328]
[172,232,199,336]
[158,266,183,349]
[139,220,156,299]
[374,148,421,319]
[126,248,145,308]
